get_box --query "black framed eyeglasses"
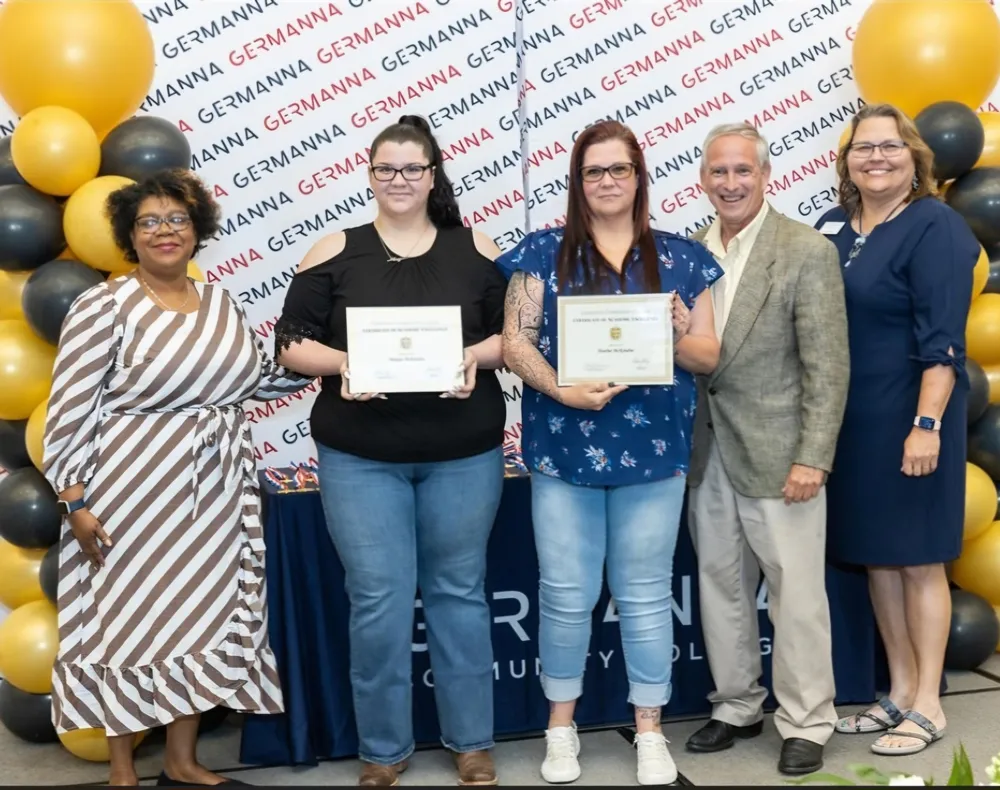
[135,215,191,233]
[370,164,433,182]
[580,162,636,182]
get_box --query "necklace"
[138,272,191,311]
[847,196,909,265]
[374,221,431,263]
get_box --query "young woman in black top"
[274,115,507,787]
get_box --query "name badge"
[819,221,845,235]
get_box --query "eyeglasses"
[847,140,908,158]
[370,164,433,182]
[580,162,636,182]
[135,215,191,233]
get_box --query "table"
[239,473,884,767]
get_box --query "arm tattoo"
[503,272,560,400]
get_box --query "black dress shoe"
[778,738,824,775]
[686,718,764,752]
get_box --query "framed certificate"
[345,305,465,393]
[556,293,674,386]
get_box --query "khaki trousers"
[688,439,837,745]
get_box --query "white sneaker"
[541,723,581,783]
[634,731,677,785]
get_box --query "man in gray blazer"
[684,122,850,775]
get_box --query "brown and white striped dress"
[42,275,310,736]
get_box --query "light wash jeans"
[530,471,686,708]
[316,443,504,765]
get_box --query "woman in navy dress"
[814,103,978,757]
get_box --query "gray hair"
[701,122,770,170]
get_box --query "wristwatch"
[57,498,87,516]
[914,416,941,432]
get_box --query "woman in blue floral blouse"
[497,120,721,787]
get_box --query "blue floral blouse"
[495,228,722,487]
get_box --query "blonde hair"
[836,103,939,217]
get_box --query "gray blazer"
[688,208,850,498]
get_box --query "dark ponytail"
[370,114,463,228]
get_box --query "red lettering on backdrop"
[178,120,193,133]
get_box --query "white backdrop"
[1,0,999,471]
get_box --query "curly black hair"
[105,169,221,263]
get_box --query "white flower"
[889,776,926,786]
[987,754,1000,784]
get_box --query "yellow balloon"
[187,262,205,282]
[965,464,997,542]
[0,268,31,320]
[25,398,45,471]
[976,113,1000,169]
[59,728,148,762]
[11,107,100,197]
[0,0,154,140]
[0,319,55,420]
[974,246,990,300]
[0,538,45,610]
[985,364,1000,404]
[852,0,1000,119]
[967,293,1000,367]
[0,598,58,693]
[63,176,135,274]
[953,521,1000,606]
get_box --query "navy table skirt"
[239,473,882,766]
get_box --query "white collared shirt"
[703,201,770,337]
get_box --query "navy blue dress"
[815,197,978,566]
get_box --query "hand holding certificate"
[557,293,674,387]
[344,305,466,395]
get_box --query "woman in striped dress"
[41,169,311,787]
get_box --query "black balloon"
[0,137,26,187]
[22,260,105,344]
[946,167,1000,249]
[0,681,57,743]
[100,116,192,181]
[915,102,985,182]
[968,359,990,425]
[944,589,1000,671]
[970,404,1000,479]
[0,467,60,549]
[0,418,31,471]
[0,185,65,272]
[39,542,58,605]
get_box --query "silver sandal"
[835,696,904,733]
[870,710,945,756]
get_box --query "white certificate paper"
[345,305,464,394]
[557,293,674,386]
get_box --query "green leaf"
[946,744,974,786]
[784,772,858,785]
[848,764,893,784]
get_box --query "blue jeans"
[316,443,504,765]
[531,472,686,708]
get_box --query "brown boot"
[358,760,407,786]
[453,750,498,785]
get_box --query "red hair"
[557,120,659,294]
